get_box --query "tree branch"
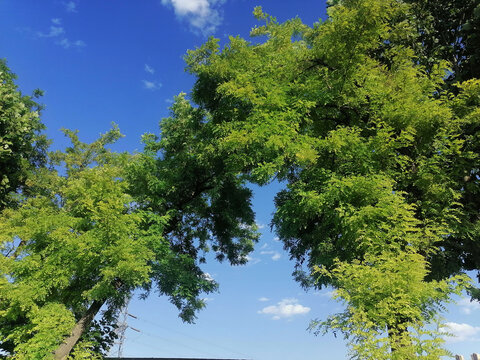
[53,299,105,360]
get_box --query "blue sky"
[1,1,480,359]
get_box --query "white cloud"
[258,297,269,302]
[260,250,281,261]
[258,298,311,320]
[443,322,480,343]
[239,223,254,230]
[145,64,155,74]
[58,38,85,49]
[316,290,335,298]
[202,272,215,282]
[256,222,266,229]
[246,255,261,265]
[38,25,65,38]
[142,80,162,90]
[161,0,223,35]
[58,38,70,48]
[458,297,480,315]
[273,236,280,242]
[64,1,77,13]
[74,40,86,47]
[260,243,268,250]
[37,19,85,50]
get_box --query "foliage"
[0,59,48,210]
[329,0,480,85]
[404,0,480,84]
[430,79,480,300]
[127,94,259,273]
[1,0,478,357]
[75,310,118,357]
[183,0,479,357]
[311,253,467,359]
[0,115,258,358]
[0,127,151,358]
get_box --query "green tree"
[327,0,480,85]
[404,0,480,84]
[182,0,479,357]
[0,121,257,359]
[128,94,258,268]
[311,252,465,359]
[400,0,480,301]
[0,60,48,210]
[1,128,153,359]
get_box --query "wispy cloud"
[256,222,266,229]
[58,38,86,49]
[37,18,85,50]
[161,0,223,35]
[458,297,480,315]
[202,272,215,282]
[442,322,480,343]
[246,255,261,265]
[64,1,78,13]
[145,64,155,74]
[260,250,281,261]
[142,80,162,90]
[258,298,311,320]
[258,297,269,302]
[316,290,335,299]
[37,24,65,38]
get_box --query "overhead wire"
[128,326,220,358]
[126,313,252,359]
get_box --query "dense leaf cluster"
[182,0,480,357]
[0,59,48,210]
[0,82,257,358]
[405,0,480,84]
[1,0,479,358]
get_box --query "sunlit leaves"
[184,0,479,357]
[0,60,48,210]
[0,129,152,358]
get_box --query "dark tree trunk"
[387,318,412,358]
[53,299,105,360]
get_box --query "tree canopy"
[0,59,48,210]
[182,0,480,357]
[1,128,151,359]
[0,101,258,358]
[1,0,479,358]
[404,0,480,85]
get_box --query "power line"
[128,314,252,359]
[127,337,183,357]
[134,327,220,358]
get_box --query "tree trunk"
[387,324,402,353]
[53,299,105,360]
[387,319,412,359]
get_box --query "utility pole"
[113,297,131,358]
